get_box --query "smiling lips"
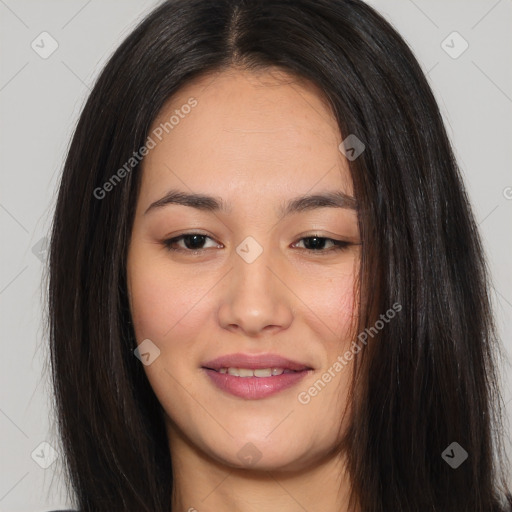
[202,353,313,400]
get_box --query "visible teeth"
[254,368,272,377]
[219,367,291,377]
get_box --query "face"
[126,67,361,472]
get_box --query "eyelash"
[162,233,351,256]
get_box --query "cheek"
[324,273,357,327]
[294,263,358,348]
[127,247,211,342]
[128,269,170,341]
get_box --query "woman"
[47,0,512,510]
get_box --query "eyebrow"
[144,188,358,216]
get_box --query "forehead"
[139,67,353,205]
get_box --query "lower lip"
[203,368,311,400]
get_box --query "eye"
[291,236,351,254]
[162,232,352,256]
[162,233,220,254]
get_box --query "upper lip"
[202,353,312,371]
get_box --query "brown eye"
[292,236,351,253]
[163,233,220,253]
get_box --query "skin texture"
[126,67,362,512]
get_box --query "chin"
[201,429,322,473]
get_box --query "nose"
[217,240,294,337]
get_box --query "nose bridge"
[217,234,294,335]
[233,234,279,299]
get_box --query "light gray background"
[0,1,511,510]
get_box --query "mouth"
[205,367,304,377]
[202,352,312,372]
[201,353,313,399]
